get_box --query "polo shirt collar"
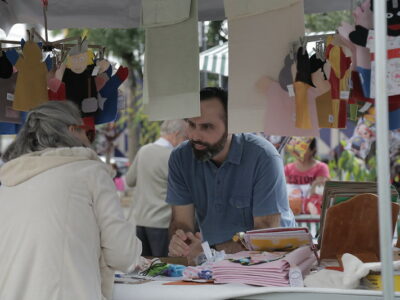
[225,134,243,165]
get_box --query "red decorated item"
[116,66,128,82]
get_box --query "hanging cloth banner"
[225,0,305,133]
[142,0,200,121]
[13,41,48,111]
[141,0,192,27]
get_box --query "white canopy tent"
[0,0,396,299]
[0,0,354,34]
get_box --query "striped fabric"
[295,214,320,240]
[199,43,228,76]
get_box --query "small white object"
[92,66,100,76]
[82,97,98,113]
[340,90,350,100]
[6,93,14,101]
[201,242,213,261]
[328,114,334,124]
[289,266,304,287]
[97,95,107,111]
[359,102,372,113]
[287,84,295,97]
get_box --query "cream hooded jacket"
[0,147,142,300]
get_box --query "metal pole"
[374,0,394,299]
[201,22,207,87]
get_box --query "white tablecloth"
[113,281,400,300]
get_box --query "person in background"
[167,87,295,264]
[0,101,142,300]
[126,119,187,257]
[284,138,330,215]
[111,163,126,196]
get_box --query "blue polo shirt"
[166,133,295,245]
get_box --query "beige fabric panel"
[227,0,304,133]
[143,0,200,121]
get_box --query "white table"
[113,281,400,300]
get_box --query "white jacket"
[0,147,142,300]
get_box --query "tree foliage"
[206,21,227,48]
[305,10,351,32]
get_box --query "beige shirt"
[0,147,142,300]
[126,139,173,228]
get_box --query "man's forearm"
[254,213,281,229]
[168,220,194,239]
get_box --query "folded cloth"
[304,253,400,289]
[212,246,316,287]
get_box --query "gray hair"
[160,119,187,136]
[3,101,85,162]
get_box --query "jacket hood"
[0,147,113,187]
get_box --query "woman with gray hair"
[0,101,142,300]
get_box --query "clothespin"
[289,42,295,60]
[100,47,106,60]
[290,41,299,62]
[312,41,325,61]
[30,28,35,41]
[299,36,307,55]
[60,44,68,63]
[80,36,87,53]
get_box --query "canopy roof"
[0,0,353,34]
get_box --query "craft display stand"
[0,0,396,298]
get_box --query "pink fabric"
[212,247,316,287]
[263,79,320,137]
[285,161,329,185]
[114,177,125,191]
[48,77,62,93]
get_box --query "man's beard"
[190,131,228,162]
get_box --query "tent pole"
[374,0,394,299]
[201,21,207,87]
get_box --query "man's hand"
[168,229,190,257]
[186,232,203,265]
[168,230,202,258]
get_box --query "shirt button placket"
[215,170,223,213]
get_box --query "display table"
[113,281,400,300]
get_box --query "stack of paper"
[212,246,316,287]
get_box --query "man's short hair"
[160,119,187,136]
[200,87,228,122]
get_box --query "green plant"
[333,140,377,182]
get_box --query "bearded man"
[167,87,295,262]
